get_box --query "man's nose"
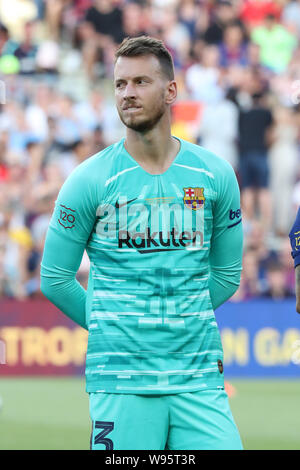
[123,83,137,98]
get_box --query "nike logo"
[115,198,138,209]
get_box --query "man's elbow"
[225,270,241,295]
[210,274,241,310]
[230,281,240,297]
[225,280,240,303]
[40,276,55,303]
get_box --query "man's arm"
[208,161,243,310]
[40,162,99,329]
[289,207,300,313]
[296,266,300,314]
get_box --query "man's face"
[114,55,171,133]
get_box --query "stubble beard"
[118,100,166,133]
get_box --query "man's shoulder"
[179,138,234,176]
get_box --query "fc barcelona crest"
[183,187,205,211]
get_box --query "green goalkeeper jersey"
[41,137,243,394]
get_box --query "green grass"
[0,378,300,450]
[0,378,90,450]
[229,380,300,450]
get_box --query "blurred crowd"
[0,0,300,302]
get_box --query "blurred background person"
[197,87,239,170]
[185,44,223,104]
[269,105,299,236]
[251,13,297,74]
[262,260,295,299]
[78,0,125,79]
[218,20,249,68]
[204,0,238,45]
[238,89,274,234]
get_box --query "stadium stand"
[0,0,299,301]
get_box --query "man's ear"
[165,80,177,105]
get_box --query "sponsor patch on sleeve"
[227,208,242,228]
[58,204,76,229]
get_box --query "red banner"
[0,299,88,376]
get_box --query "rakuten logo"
[95,198,204,253]
[118,228,203,252]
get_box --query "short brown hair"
[115,36,175,80]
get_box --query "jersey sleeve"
[40,162,100,329]
[208,161,243,310]
[289,207,300,268]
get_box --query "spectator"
[282,0,300,36]
[159,5,192,70]
[262,260,295,299]
[238,90,274,232]
[54,138,94,179]
[122,1,148,38]
[185,44,223,104]
[269,105,299,236]
[251,13,298,73]
[79,0,125,79]
[0,130,9,182]
[52,93,82,148]
[178,0,208,41]
[231,247,262,301]
[218,20,249,67]
[73,88,124,144]
[25,84,54,142]
[239,0,282,31]
[0,207,32,299]
[0,23,16,55]
[45,0,71,41]
[203,0,237,44]
[197,88,239,170]
[35,40,60,76]
[0,0,37,41]
[13,21,38,75]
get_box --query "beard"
[118,99,166,133]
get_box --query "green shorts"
[89,388,243,450]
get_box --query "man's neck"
[124,127,180,175]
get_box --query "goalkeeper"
[41,36,243,450]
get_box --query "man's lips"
[122,105,142,111]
